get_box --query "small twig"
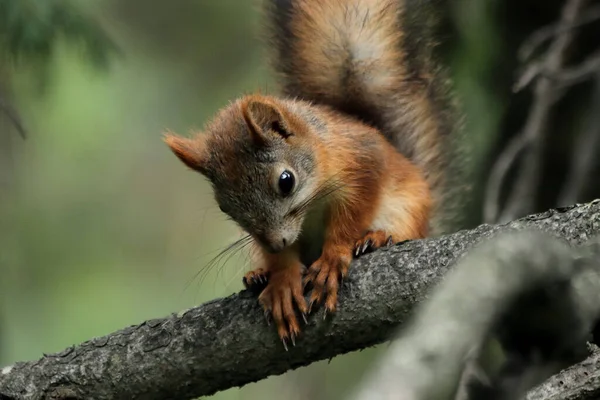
[0,92,26,139]
[514,61,544,93]
[497,0,588,223]
[483,134,529,223]
[558,71,600,206]
[553,50,600,86]
[519,4,600,62]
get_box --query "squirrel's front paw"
[243,267,269,293]
[304,247,352,314]
[258,267,307,350]
[354,230,395,257]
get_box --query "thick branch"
[353,230,600,400]
[527,348,600,400]
[1,200,600,400]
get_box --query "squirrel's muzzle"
[255,232,291,254]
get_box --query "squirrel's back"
[266,0,465,234]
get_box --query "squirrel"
[163,0,464,347]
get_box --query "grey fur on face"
[206,123,317,252]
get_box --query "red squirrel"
[164,0,464,347]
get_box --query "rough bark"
[527,349,600,400]
[1,200,599,400]
[353,230,600,400]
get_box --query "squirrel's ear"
[163,131,208,174]
[242,99,293,146]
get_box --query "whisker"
[292,179,340,213]
[224,239,257,290]
[288,170,345,207]
[291,172,349,217]
[217,236,254,282]
[201,235,254,289]
[183,234,253,295]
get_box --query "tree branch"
[552,50,600,87]
[483,134,528,223]
[1,200,600,400]
[518,4,600,62]
[353,230,600,400]
[527,347,600,400]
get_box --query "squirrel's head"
[164,95,323,253]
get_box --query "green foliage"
[0,0,118,71]
[0,0,119,138]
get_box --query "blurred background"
[1,0,599,399]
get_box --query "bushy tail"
[265,0,467,234]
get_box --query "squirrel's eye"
[278,170,295,196]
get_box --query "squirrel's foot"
[353,231,395,257]
[258,266,307,349]
[304,246,352,314]
[243,267,269,293]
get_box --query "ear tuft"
[163,131,208,173]
[242,99,292,145]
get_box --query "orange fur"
[267,0,461,233]
[235,96,431,340]
[301,115,431,312]
[165,0,459,346]
[162,131,207,172]
[256,247,308,344]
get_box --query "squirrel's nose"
[258,234,289,253]
[268,238,287,253]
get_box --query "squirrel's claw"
[264,309,272,326]
[386,235,394,247]
[258,265,306,348]
[301,312,308,324]
[305,249,350,315]
[354,231,397,258]
[243,268,269,293]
